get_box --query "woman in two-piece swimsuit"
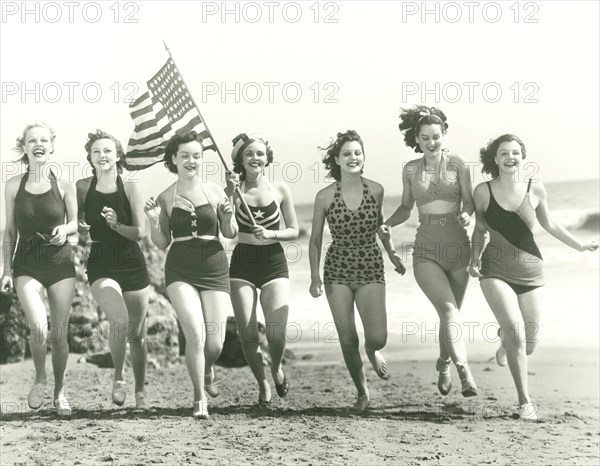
[309,130,405,411]
[470,134,598,420]
[144,130,238,419]
[76,130,150,410]
[226,133,299,405]
[379,106,478,398]
[1,123,77,416]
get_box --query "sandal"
[112,380,127,406]
[435,358,452,395]
[205,367,219,398]
[54,396,72,417]
[135,392,146,410]
[193,400,209,419]
[28,382,46,410]
[457,363,478,397]
[519,402,538,421]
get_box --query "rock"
[86,351,114,368]
[0,291,30,363]
[145,289,179,359]
[214,316,296,368]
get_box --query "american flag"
[125,57,215,169]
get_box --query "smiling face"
[416,124,444,157]
[90,138,119,173]
[495,140,523,176]
[241,141,268,178]
[173,140,204,177]
[336,140,364,176]
[24,126,53,165]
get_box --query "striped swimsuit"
[229,181,289,289]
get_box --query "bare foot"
[352,394,370,412]
[366,349,390,379]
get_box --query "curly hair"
[319,130,365,181]
[231,133,274,181]
[163,131,205,174]
[84,129,126,176]
[14,122,56,165]
[398,105,449,153]
[480,134,527,179]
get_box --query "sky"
[1,0,599,229]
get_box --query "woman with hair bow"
[226,132,299,405]
[379,106,478,398]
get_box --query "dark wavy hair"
[480,134,527,179]
[231,133,274,181]
[319,130,365,181]
[398,105,449,153]
[163,131,205,174]
[84,129,126,176]
[14,122,56,166]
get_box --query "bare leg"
[413,263,468,364]
[481,278,536,406]
[123,286,150,394]
[354,283,388,379]
[14,277,49,388]
[198,290,230,396]
[230,280,269,401]
[46,278,76,401]
[260,279,290,389]
[167,282,207,403]
[91,279,128,383]
[325,284,368,402]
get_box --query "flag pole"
[162,40,256,226]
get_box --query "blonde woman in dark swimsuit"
[379,106,478,398]
[1,123,77,416]
[470,134,598,420]
[309,130,405,411]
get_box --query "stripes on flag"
[125,57,215,170]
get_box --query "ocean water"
[287,178,600,348]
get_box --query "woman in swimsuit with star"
[226,133,299,405]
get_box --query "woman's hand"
[144,197,161,223]
[78,221,91,235]
[101,207,119,229]
[580,241,599,252]
[49,225,68,245]
[456,212,471,227]
[225,171,240,195]
[309,278,323,298]
[0,274,13,293]
[219,197,234,221]
[377,224,392,241]
[252,225,276,240]
[469,259,483,278]
[389,251,406,275]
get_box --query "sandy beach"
[1,183,599,465]
[1,342,598,465]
